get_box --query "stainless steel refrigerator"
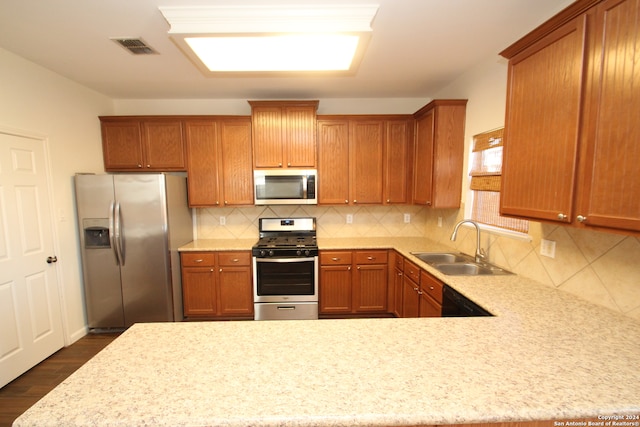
[74,173,192,330]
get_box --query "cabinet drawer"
[181,252,216,267]
[355,250,388,265]
[403,259,420,283]
[420,270,443,304]
[320,251,352,265]
[218,251,251,266]
[393,251,404,271]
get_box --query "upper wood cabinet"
[412,100,467,208]
[100,117,186,171]
[317,115,412,205]
[249,100,318,169]
[500,0,640,234]
[185,117,253,207]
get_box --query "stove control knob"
[304,249,310,256]
[268,250,274,257]
[259,250,266,257]
[296,249,302,256]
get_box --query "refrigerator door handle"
[108,201,120,266]
[114,201,125,266]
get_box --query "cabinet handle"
[418,290,423,295]
[357,266,361,270]
[232,258,239,263]
[577,215,587,223]
[287,162,291,167]
[348,266,351,271]
[224,201,228,205]
[367,256,375,260]
[278,162,283,167]
[210,268,214,272]
[414,287,419,292]
[146,165,151,168]
[557,213,568,220]
[194,259,204,263]
[219,268,223,272]
[353,199,357,203]
[215,201,220,205]
[387,199,390,203]
[429,286,434,290]
[137,164,142,168]
[398,272,403,276]
[331,257,340,261]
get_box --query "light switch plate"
[346,214,353,224]
[404,213,411,223]
[540,239,556,258]
[220,216,226,226]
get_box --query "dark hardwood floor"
[0,332,120,427]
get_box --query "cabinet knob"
[287,162,291,167]
[386,199,390,203]
[348,266,351,271]
[577,215,587,223]
[146,165,151,168]
[357,266,361,270]
[353,199,357,203]
[398,272,403,276]
[278,163,283,167]
[219,268,223,272]
[429,286,434,290]
[210,268,214,272]
[232,258,239,263]
[216,201,220,205]
[345,200,349,204]
[557,213,568,220]
[418,290,423,295]
[224,201,228,205]
[137,164,142,168]
[414,287,419,292]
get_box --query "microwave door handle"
[302,175,308,199]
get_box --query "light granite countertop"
[14,238,640,426]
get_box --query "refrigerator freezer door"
[113,174,173,325]
[75,174,126,328]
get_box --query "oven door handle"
[254,257,316,263]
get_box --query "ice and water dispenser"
[83,219,110,248]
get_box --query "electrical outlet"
[540,239,556,258]
[346,214,353,224]
[437,217,443,228]
[220,216,226,226]
[403,213,411,223]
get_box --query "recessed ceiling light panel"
[159,5,378,75]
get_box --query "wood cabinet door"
[501,15,587,223]
[219,118,254,206]
[392,267,404,317]
[412,109,435,205]
[350,120,384,204]
[353,264,388,312]
[218,266,254,317]
[401,276,420,318]
[182,267,217,317]
[384,119,412,204]
[317,119,350,205]
[579,0,640,232]
[252,106,283,168]
[142,120,186,170]
[419,292,441,318]
[185,121,219,207]
[101,120,144,170]
[283,105,317,168]
[319,265,352,313]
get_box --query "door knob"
[46,256,58,263]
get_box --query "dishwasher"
[442,285,492,317]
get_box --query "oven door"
[253,256,318,303]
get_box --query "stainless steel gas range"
[252,217,319,320]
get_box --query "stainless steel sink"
[410,252,513,276]
[412,252,474,264]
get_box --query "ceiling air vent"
[111,38,158,55]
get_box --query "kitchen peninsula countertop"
[15,238,640,426]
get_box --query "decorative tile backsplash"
[196,205,640,320]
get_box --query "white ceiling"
[0,0,573,100]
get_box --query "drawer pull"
[232,258,239,263]
[194,259,204,263]
[331,257,340,261]
[367,256,375,260]
[429,286,434,290]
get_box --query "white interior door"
[0,132,64,388]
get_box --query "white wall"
[0,47,114,342]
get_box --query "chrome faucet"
[450,220,486,263]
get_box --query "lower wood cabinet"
[181,251,253,319]
[400,258,444,318]
[319,250,388,315]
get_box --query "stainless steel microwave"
[254,169,317,205]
